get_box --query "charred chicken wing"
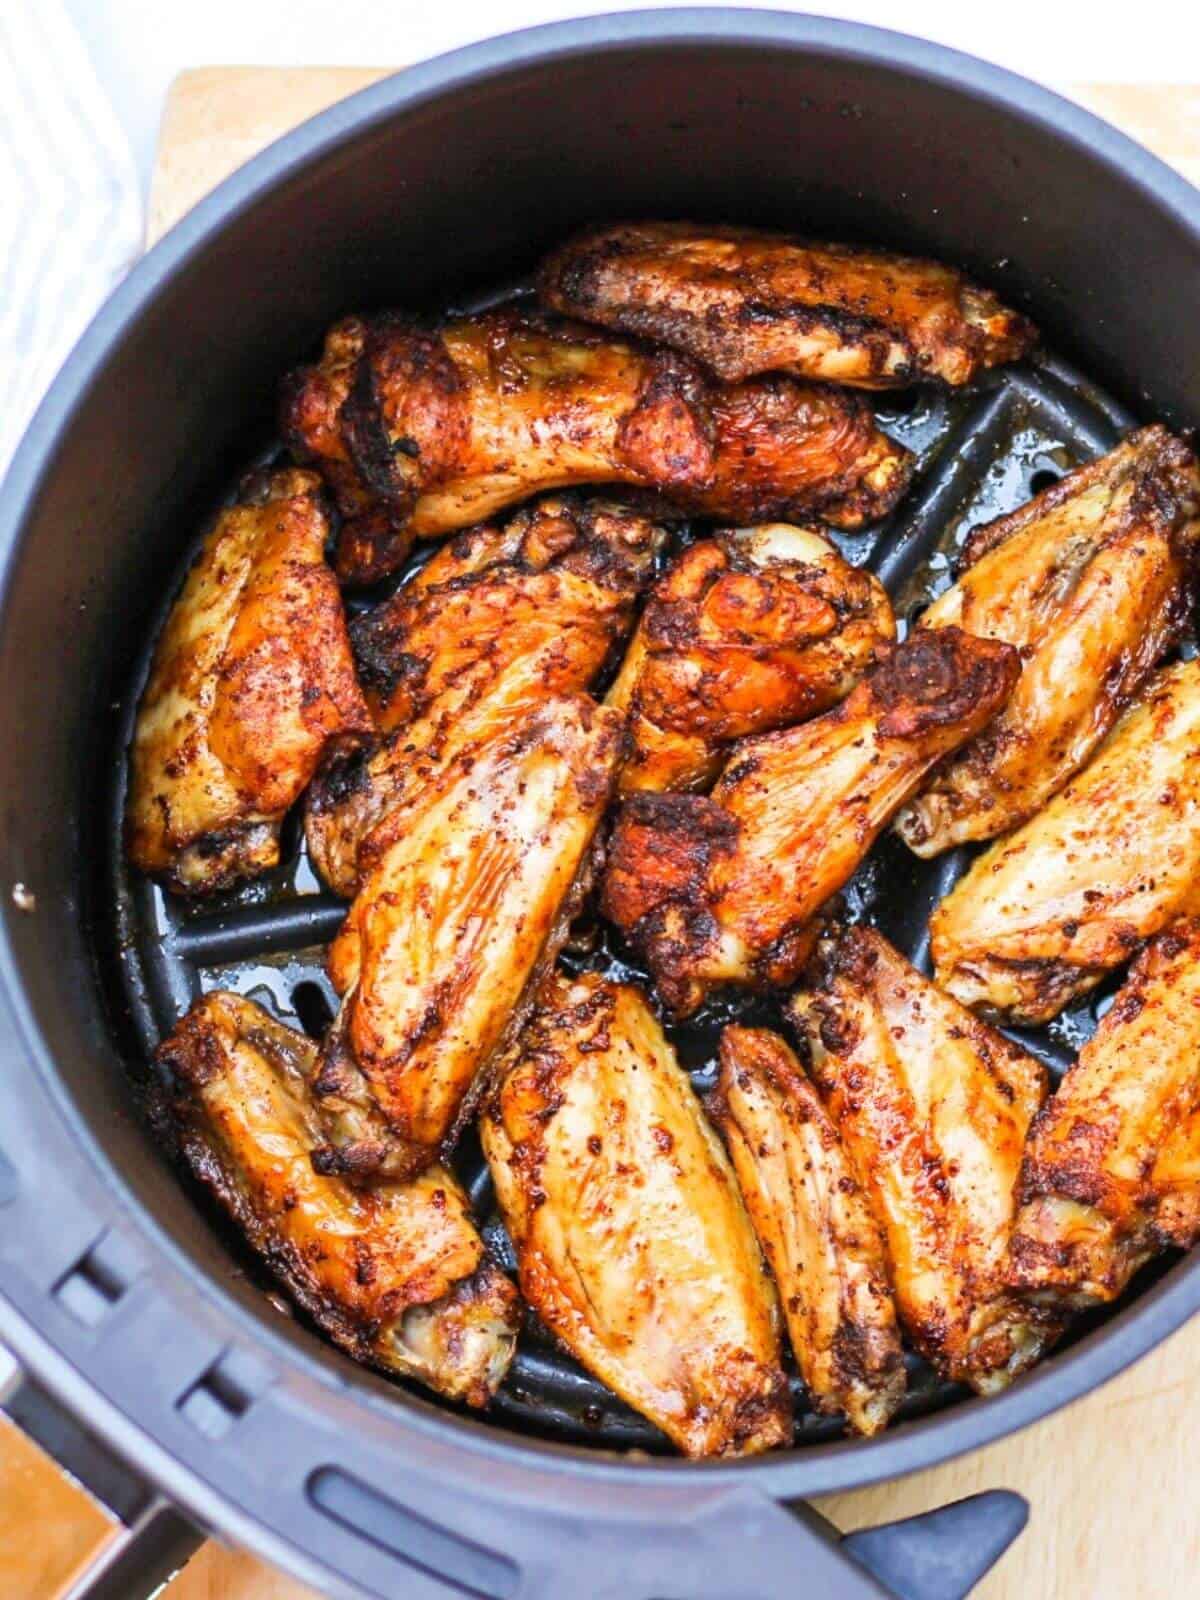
[158,991,519,1406]
[607,522,895,795]
[538,222,1036,389]
[789,929,1061,1392]
[313,697,623,1182]
[481,972,791,1457]
[896,426,1200,855]
[127,469,371,894]
[931,659,1200,1024]
[307,494,666,898]
[282,307,912,582]
[709,1026,905,1435]
[602,628,1019,1014]
[1010,920,1200,1308]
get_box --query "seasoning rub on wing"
[481,973,792,1458]
[127,469,371,894]
[282,307,913,583]
[158,992,520,1406]
[312,696,623,1182]
[607,521,894,796]
[306,494,667,899]
[602,627,1018,1015]
[896,426,1200,855]
[789,928,1063,1393]
[709,1025,905,1435]
[931,659,1200,1024]
[538,222,1035,388]
[1010,919,1200,1309]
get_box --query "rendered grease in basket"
[129,222,1200,1457]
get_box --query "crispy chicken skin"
[931,660,1200,1024]
[481,973,791,1457]
[789,929,1061,1392]
[307,495,666,898]
[126,469,372,894]
[709,1026,905,1435]
[896,427,1200,855]
[602,627,1019,1015]
[1009,921,1200,1310]
[282,307,913,582]
[313,697,623,1182]
[158,992,519,1406]
[607,522,895,795]
[538,222,1036,389]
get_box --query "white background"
[66,0,1200,195]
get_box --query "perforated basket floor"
[101,335,1182,1453]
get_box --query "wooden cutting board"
[20,69,1200,1600]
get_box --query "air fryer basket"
[2,14,1200,1600]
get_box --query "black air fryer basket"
[2,14,1199,1600]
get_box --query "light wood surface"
[15,66,1198,1600]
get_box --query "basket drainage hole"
[292,980,334,1039]
[1029,467,1061,494]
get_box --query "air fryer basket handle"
[304,1463,1028,1600]
[0,1369,203,1599]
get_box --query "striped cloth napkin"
[0,1,143,479]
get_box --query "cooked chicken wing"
[606,522,895,795]
[789,928,1061,1392]
[312,697,622,1182]
[307,494,666,898]
[126,469,371,893]
[602,628,1018,1015]
[709,1026,905,1435]
[158,991,519,1406]
[896,427,1200,855]
[282,307,913,582]
[931,659,1200,1024]
[538,222,1036,389]
[481,972,791,1457]
[1009,920,1200,1308]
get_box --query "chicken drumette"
[607,521,894,795]
[282,307,912,582]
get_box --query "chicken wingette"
[896,426,1200,855]
[788,928,1062,1392]
[481,972,792,1458]
[306,494,666,898]
[126,469,371,894]
[1010,920,1200,1309]
[312,697,623,1182]
[158,992,519,1406]
[602,627,1018,1015]
[931,659,1200,1024]
[709,1026,905,1435]
[606,522,895,795]
[282,306,913,582]
[538,222,1036,389]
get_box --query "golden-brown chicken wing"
[126,469,372,893]
[312,697,623,1181]
[709,1025,905,1435]
[931,660,1200,1024]
[158,991,519,1406]
[306,494,666,897]
[282,307,913,582]
[538,222,1036,389]
[1009,920,1200,1309]
[481,972,791,1458]
[789,928,1062,1392]
[606,522,895,795]
[602,628,1019,1015]
[896,426,1200,855]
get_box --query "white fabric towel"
[0,1,143,479]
